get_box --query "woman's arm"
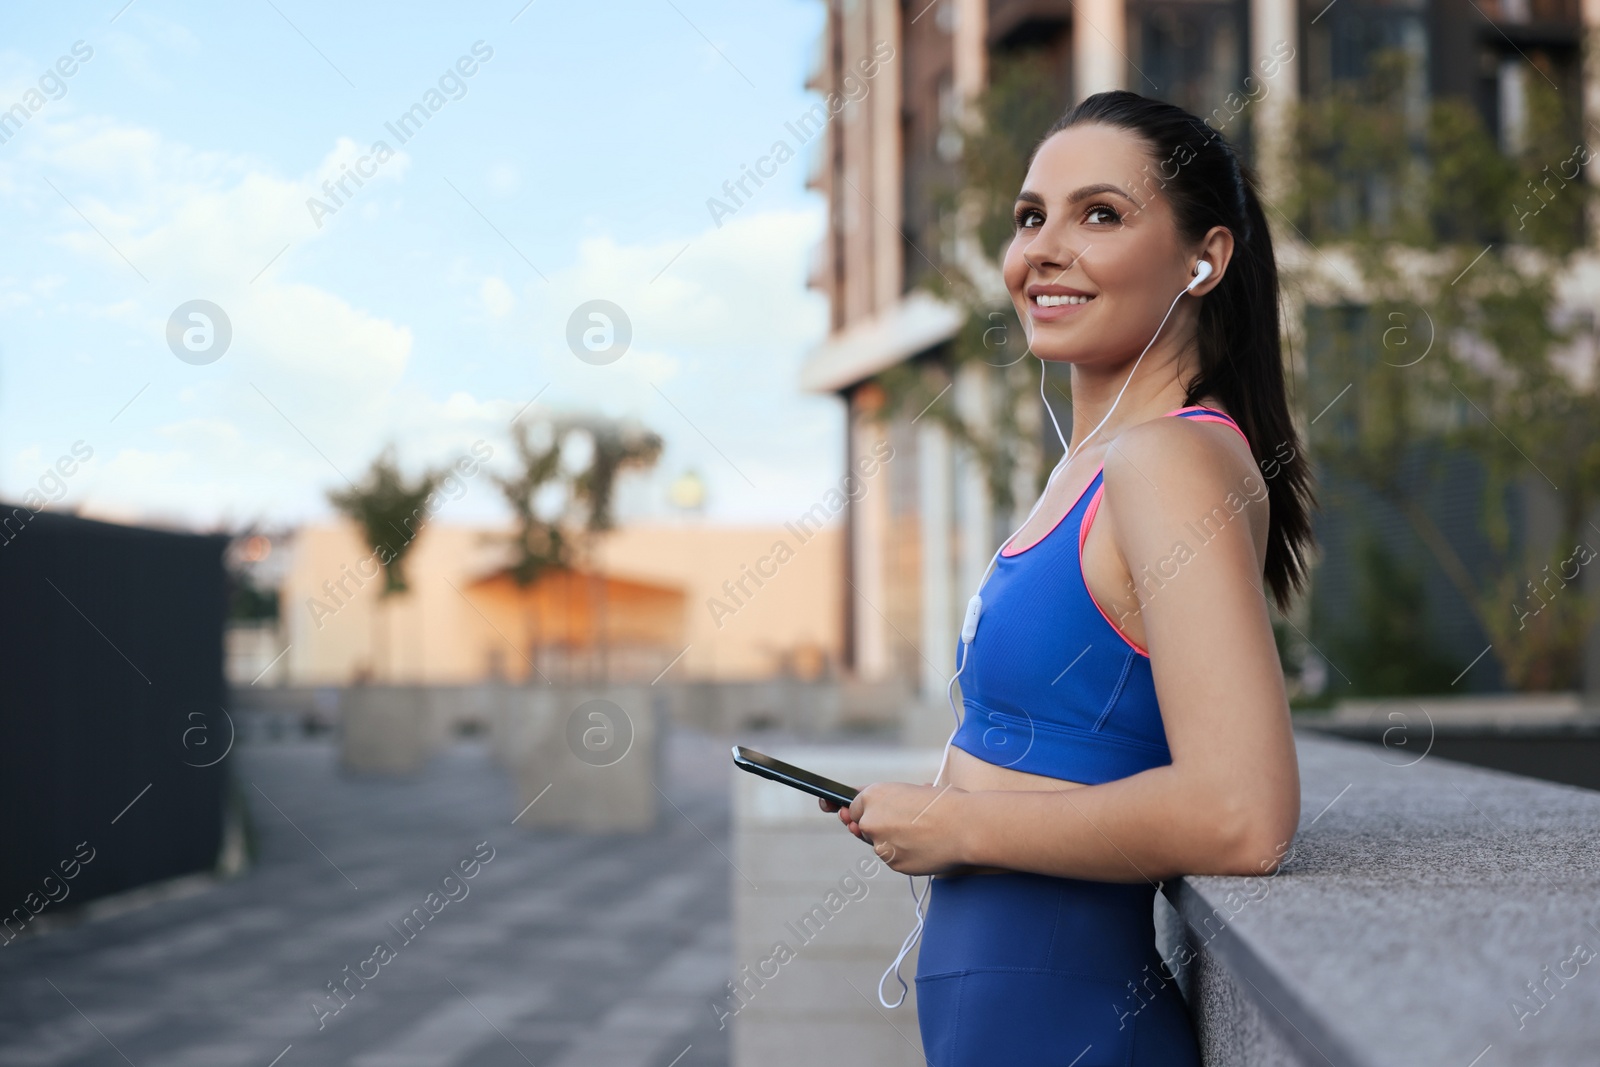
[844,416,1300,881]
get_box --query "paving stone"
[0,728,735,1066]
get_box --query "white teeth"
[1034,294,1093,307]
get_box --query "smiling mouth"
[1032,294,1095,307]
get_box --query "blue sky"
[0,0,841,529]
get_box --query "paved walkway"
[0,728,735,1066]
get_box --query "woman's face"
[1002,122,1201,367]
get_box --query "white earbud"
[1185,260,1213,292]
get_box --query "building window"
[1129,0,1249,124]
[1302,0,1429,116]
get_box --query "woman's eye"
[1086,204,1122,225]
[1015,208,1044,229]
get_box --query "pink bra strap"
[1166,406,1250,449]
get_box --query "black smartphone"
[731,745,860,806]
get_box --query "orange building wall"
[278,521,842,685]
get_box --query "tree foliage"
[494,413,664,587]
[1285,48,1600,691]
[567,415,664,533]
[326,447,441,597]
[495,420,571,588]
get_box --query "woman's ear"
[1186,227,1234,295]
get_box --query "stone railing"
[730,731,1600,1065]
[1158,731,1600,1065]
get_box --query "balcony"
[988,0,1077,50]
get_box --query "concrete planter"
[504,684,661,832]
[484,684,529,768]
[337,686,446,775]
[671,677,907,736]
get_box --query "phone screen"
[732,745,859,805]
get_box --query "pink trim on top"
[1077,484,1151,658]
[1001,406,1246,563]
[1000,464,1104,557]
[1166,405,1251,448]
[1070,406,1237,659]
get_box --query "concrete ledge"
[1159,732,1600,1066]
[1321,690,1598,728]
[244,679,908,751]
[1303,693,1600,794]
[229,684,342,733]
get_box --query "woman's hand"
[819,781,972,876]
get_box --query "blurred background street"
[0,723,742,1067]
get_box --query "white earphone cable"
[875,264,1207,1009]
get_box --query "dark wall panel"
[0,506,229,920]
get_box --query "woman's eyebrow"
[1015,183,1142,208]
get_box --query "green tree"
[1285,47,1600,691]
[327,447,442,679]
[567,415,663,681]
[567,415,664,534]
[1327,530,1462,695]
[493,413,664,682]
[494,419,572,589]
[326,447,441,596]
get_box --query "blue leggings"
[914,870,1201,1066]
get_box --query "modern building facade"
[801,0,1600,734]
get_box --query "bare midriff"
[932,744,1090,876]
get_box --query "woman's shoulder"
[1101,403,1257,504]
[1099,406,1268,563]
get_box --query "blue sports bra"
[949,405,1251,784]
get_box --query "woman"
[819,91,1316,1064]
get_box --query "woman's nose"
[1024,247,1074,278]
[1022,231,1079,276]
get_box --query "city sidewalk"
[0,727,735,1066]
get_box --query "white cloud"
[5,105,839,527]
[480,275,514,317]
[483,205,840,523]
[243,280,413,389]
[552,208,826,355]
[154,417,244,449]
[7,444,46,481]
[18,120,416,400]
[509,206,827,415]
[486,163,519,196]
